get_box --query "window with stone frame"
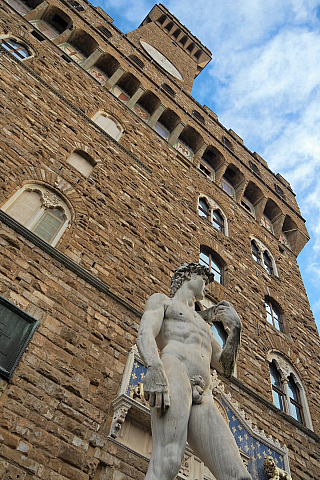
[267,352,312,428]
[198,197,210,219]
[287,374,304,423]
[251,241,260,264]
[199,247,223,285]
[92,113,123,140]
[67,150,96,177]
[1,38,31,60]
[198,197,226,234]
[269,361,287,412]
[1,184,71,246]
[262,251,273,275]
[0,295,39,380]
[250,238,277,276]
[265,298,283,332]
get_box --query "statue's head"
[263,456,276,476]
[170,262,214,298]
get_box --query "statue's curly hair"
[170,262,214,297]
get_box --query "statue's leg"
[188,392,252,480]
[145,356,192,480]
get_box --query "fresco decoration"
[112,85,130,103]
[134,104,150,121]
[174,139,194,160]
[126,355,289,480]
[6,0,31,15]
[58,43,86,64]
[87,66,109,84]
[30,20,60,40]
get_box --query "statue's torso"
[156,298,213,388]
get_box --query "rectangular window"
[0,296,39,380]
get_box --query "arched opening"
[175,126,203,160]
[31,7,72,40]
[67,150,95,177]
[59,30,98,65]
[6,0,43,16]
[1,38,31,60]
[280,215,297,249]
[112,73,140,104]
[261,199,282,235]
[92,112,123,141]
[198,146,225,181]
[88,53,119,84]
[155,108,180,140]
[241,182,264,218]
[134,91,160,122]
[220,166,241,199]
[265,297,283,332]
[199,246,224,285]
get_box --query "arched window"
[1,38,31,60]
[250,237,277,276]
[1,184,70,246]
[199,247,223,284]
[212,210,224,232]
[67,150,95,177]
[287,375,304,423]
[267,352,312,428]
[263,251,273,275]
[198,196,227,235]
[251,241,260,264]
[92,113,123,140]
[198,198,210,219]
[265,299,283,332]
[269,361,286,411]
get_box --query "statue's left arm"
[215,301,242,378]
[200,301,241,378]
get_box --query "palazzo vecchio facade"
[0,2,319,479]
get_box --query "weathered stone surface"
[0,1,319,480]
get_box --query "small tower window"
[93,113,123,141]
[265,299,283,332]
[199,247,223,285]
[67,150,95,177]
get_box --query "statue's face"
[189,273,207,300]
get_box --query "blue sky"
[92,0,320,332]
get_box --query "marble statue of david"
[137,262,252,480]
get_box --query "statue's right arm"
[137,294,170,417]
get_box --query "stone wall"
[0,1,319,479]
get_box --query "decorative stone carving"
[263,456,292,480]
[210,369,225,396]
[42,189,60,208]
[110,405,130,439]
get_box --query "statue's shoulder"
[144,293,170,309]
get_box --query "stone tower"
[0,1,319,479]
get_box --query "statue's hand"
[143,364,170,417]
[215,301,241,330]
